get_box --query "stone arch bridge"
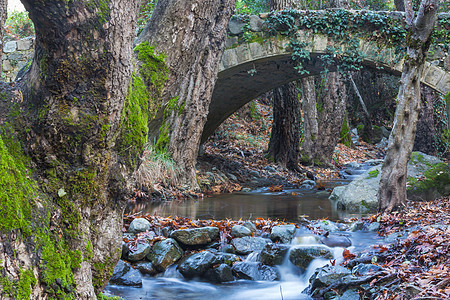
[202,23,450,142]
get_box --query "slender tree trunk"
[0,0,6,75]
[267,0,302,170]
[378,0,438,212]
[0,0,141,298]
[267,83,302,170]
[137,0,235,189]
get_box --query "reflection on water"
[127,181,356,222]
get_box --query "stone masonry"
[2,37,34,82]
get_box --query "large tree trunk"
[0,0,140,298]
[300,76,319,162]
[267,0,302,171]
[378,0,438,212]
[136,0,235,189]
[301,73,347,165]
[267,83,302,170]
[0,0,6,75]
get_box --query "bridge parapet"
[221,10,450,94]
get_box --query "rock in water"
[110,260,143,287]
[127,243,151,262]
[231,236,269,255]
[232,262,280,281]
[259,243,290,266]
[204,264,235,283]
[128,218,151,234]
[178,251,221,278]
[289,245,333,270]
[230,225,252,238]
[171,227,219,246]
[147,238,183,272]
[270,225,296,244]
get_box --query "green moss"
[117,74,150,168]
[0,128,35,233]
[117,42,170,168]
[407,163,450,196]
[339,116,352,147]
[97,292,123,300]
[92,258,114,291]
[367,169,380,178]
[1,267,36,300]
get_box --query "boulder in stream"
[330,152,450,213]
[147,238,183,272]
[232,262,280,281]
[270,224,296,244]
[289,245,333,270]
[230,225,252,238]
[307,265,354,297]
[231,236,270,255]
[127,243,152,262]
[171,226,219,246]
[133,262,158,276]
[110,260,143,287]
[177,250,221,278]
[259,243,290,266]
[320,234,352,248]
[128,218,151,234]
[204,264,235,283]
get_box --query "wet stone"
[178,251,221,278]
[232,262,280,281]
[147,238,183,272]
[289,245,333,270]
[219,244,235,254]
[133,262,158,276]
[128,218,151,234]
[309,265,353,295]
[121,241,129,260]
[171,226,219,246]
[128,243,151,262]
[270,224,296,244]
[231,236,269,255]
[204,264,234,283]
[259,243,289,266]
[110,260,143,287]
[243,221,257,233]
[320,234,352,248]
[231,225,252,238]
[352,263,382,276]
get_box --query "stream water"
[105,163,380,300]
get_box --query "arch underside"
[202,50,449,143]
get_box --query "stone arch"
[201,34,450,142]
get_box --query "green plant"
[367,169,380,178]
[4,10,35,40]
[236,0,269,15]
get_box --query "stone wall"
[2,37,34,82]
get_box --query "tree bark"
[267,0,302,171]
[378,0,438,212]
[136,0,235,189]
[267,82,302,170]
[300,76,318,162]
[0,0,140,298]
[0,0,6,75]
[315,73,347,165]
[413,85,437,155]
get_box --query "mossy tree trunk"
[267,0,302,171]
[0,0,141,298]
[378,0,438,212]
[136,0,235,189]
